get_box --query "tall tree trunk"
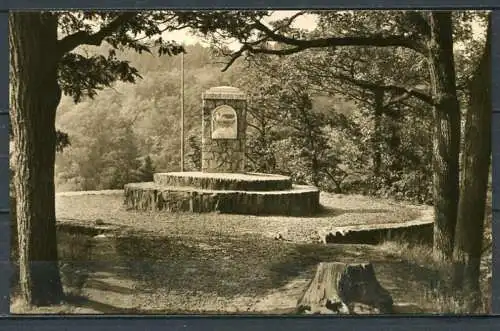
[426,12,461,261]
[9,12,64,305]
[452,16,491,310]
[386,107,402,176]
[372,89,384,179]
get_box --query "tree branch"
[383,92,413,108]
[318,72,433,105]
[270,11,306,29]
[57,12,138,56]
[244,152,258,167]
[324,168,348,191]
[223,11,308,65]
[246,121,265,134]
[404,11,431,39]
[252,18,421,50]
[222,19,426,71]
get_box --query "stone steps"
[153,172,293,191]
[123,180,320,216]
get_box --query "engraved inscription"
[211,105,237,140]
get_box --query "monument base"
[124,172,320,216]
[153,171,293,191]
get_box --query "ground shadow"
[64,293,146,314]
[55,231,373,299]
[33,228,449,314]
[83,278,137,295]
[63,293,299,315]
[306,205,394,219]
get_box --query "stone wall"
[124,182,320,216]
[201,86,247,173]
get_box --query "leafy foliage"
[56,106,145,190]
[186,134,202,171]
[55,130,71,153]
[137,155,155,182]
[54,11,486,208]
[55,43,242,190]
[59,51,141,102]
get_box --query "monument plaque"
[211,105,238,139]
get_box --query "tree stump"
[297,262,393,315]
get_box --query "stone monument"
[201,86,246,173]
[124,86,320,216]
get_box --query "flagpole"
[180,50,185,172]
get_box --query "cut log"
[297,262,393,315]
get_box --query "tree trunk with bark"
[426,12,461,260]
[452,16,491,310]
[386,107,402,176]
[372,89,384,178]
[9,12,64,305]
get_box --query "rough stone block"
[201,86,247,173]
[124,181,319,216]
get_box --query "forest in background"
[51,44,418,202]
[55,39,462,205]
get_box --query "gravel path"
[56,190,428,244]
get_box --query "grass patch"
[378,239,491,314]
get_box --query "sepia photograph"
[8,10,492,315]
